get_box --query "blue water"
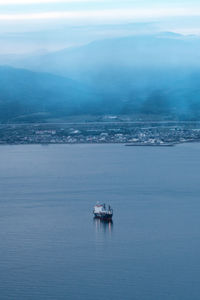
[0,143,200,300]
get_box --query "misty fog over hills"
[0,66,102,122]
[1,33,200,122]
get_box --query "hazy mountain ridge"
[1,33,200,121]
[9,33,200,77]
[0,66,104,122]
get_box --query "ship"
[93,203,113,220]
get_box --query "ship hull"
[94,213,113,220]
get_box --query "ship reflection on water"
[93,217,113,234]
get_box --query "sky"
[0,0,200,54]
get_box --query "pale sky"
[0,0,199,54]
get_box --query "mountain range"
[1,33,200,122]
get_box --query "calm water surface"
[0,143,200,300]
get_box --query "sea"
[0,143,200,300]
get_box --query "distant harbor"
[0,121,200,146]
[125,142,175,147]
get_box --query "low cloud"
[0,8,200,22]
[0,0,98,5]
